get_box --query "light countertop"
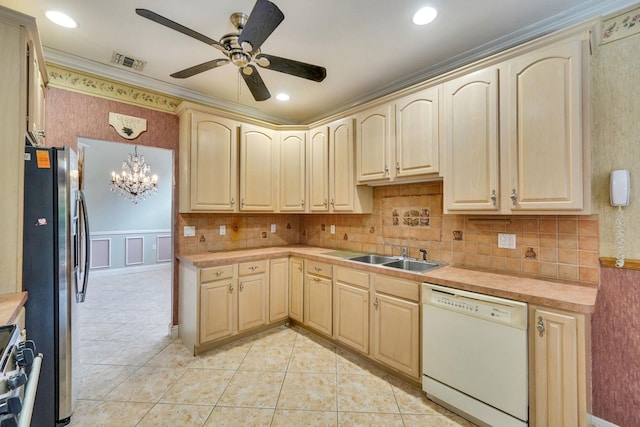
[178,246,597,313]
[0,292,27,325]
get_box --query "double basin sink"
[348,254,444,273]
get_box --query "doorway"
[78,138,174,335]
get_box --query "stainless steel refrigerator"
[22,146,90,427]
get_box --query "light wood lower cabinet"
[530,306,589,427]
[269,258,289,322]
[371,275,421,380]
[237,261,268,332]
[199,265,236,344]
[334,266,370,353]
[289,257,304,322]
[304,260,333,336]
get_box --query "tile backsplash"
[178,181,599,285]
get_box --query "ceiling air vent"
[111,52,146,71]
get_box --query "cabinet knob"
[323,199,328,207]
[314,266,322,272]
[241,198,245,207]
[384,165,389,176]
[240,283,245,291]
[249,265,258,271]
[229,284,234,293]
[301,199,305,207]
[313,277,321,282]
[511,189,518,206]
[216,271,222,276]
[373,298,379,309]
[396,162,400,172]
[490,190,497,206]
[536,316,545,337]
[330,198,335,207]
[231,198,235,206]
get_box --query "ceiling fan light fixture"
[413,6,437,26]
[276,93,290,101]
[46,10,77,28]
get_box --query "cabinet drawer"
[239,260,267,276]
[201,265,234,282]
[305,260,333,278]
[335,266,369,289]
[374,274,419,302]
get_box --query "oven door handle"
[17,353,43,427]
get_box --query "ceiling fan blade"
[170,59,230,79]
[135,8,226,52]
[240,65,271,101]
[238,0,284,52]
[255,54,327,82]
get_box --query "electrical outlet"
[330,225,336,234]
[498,233,516,249]
[219,225,226,236]
[183,226,195,237]
[271,224,276,233]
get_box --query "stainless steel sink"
[382,259,443,273]
[348,254,398,264]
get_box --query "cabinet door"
[200,279,236,343]
[356,104,393,182]
[238,273,268,332]
[189,112,238,211]
[289,258,304,322]
[372,292,420,379]
[240,124,277,211]
[395,87,439,178]
[334,282,369,353]
[533,308,579,427]
[443,67,500,212]
[279,131,306,212]
[329,118,355,212]
[28,40,46,145]
[308,126,330,212]
[269,258,289,322]
[506,39,586,212]
[304,275,332,336]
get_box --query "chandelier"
[109,146,158,204]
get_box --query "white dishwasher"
[422,283,528,427]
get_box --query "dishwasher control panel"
[430,293,512,322]
[422,283,528,329]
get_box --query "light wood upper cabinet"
[279,131,306,212]
[530,306,588,427]
[240,124,278,211]
[356,87,440,184]
[395,87,440,178]
[330,118,373,213]
[178,110,239,212]
[443,67,500,213]
[356,104,393,182]
[504,37,588,213]
[443,34,590,215]
[308,126,330,212]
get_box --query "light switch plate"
[330,225,336,234]
[271,224,276,233]
[498,233,516,249]
[220,225,226,236]
[183,226,195,237]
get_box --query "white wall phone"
[610,170,630,268]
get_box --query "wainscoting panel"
[125,236,144,265]
[90,238,111,269]
[157,235,172,262]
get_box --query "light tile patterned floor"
[72,267,476,426]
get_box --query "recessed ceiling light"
[45,11,77,28]
[276,93,290,101]
[413,6,437,26]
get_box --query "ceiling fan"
[136,0,327,101]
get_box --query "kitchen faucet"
[419,248,428,261]
[383,241,408,259]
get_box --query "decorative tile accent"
[47,64,180,112]
[392,208,430,227]
[601,5,640,44]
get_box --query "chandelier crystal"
[109,146,158,204]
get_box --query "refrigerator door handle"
[76,190,90,303]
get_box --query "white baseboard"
[591,414,619,427]
[89,262,171,277]
[169,323,179,339]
